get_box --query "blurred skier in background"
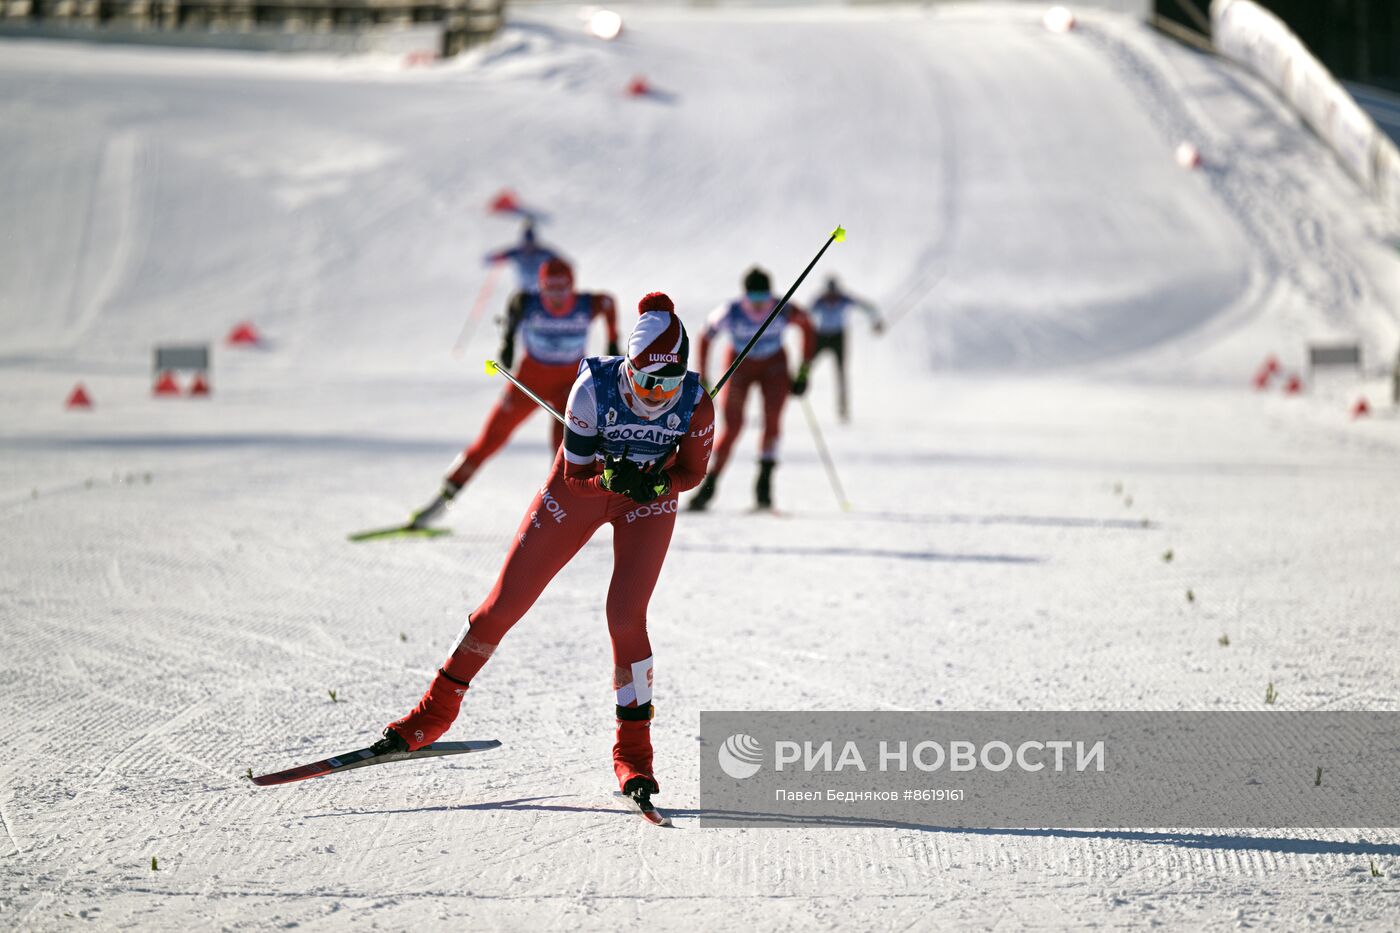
[486,220,566,294]
[376,295,715,808]
[410,259,619,528]
[809,276,883,422]
[687,266,815,513]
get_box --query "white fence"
[1211,0,1400,217]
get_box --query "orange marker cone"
[1351,397,1370,419]
[1283,374,1303,395]
[227,322,261,346]
[189,372,211,397]
[66,384,92,409]
[627,76,651,97]
[154,371,181,396]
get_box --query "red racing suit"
[698,297,815,474]
[445,292,618,488]
[390,362,715,791]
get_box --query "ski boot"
[382,667,470,751]
[409,482,460,530]
[614,703,659,797]
[369,728,409,756]
[754,459,776,510]
[687,474,719,512]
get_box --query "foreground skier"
[688,266,815,511]
[375,294,714,806]
[409,258,619,528]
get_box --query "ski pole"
[484,359,565,425]
[798,395,851,511]
[452,261,503,357]
[711,225,846,397]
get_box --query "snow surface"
[2,3,1400,930]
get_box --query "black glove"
[606,340,621,357]
[601,453,670,503]
[600,452,644,496]
[626,466,672,504]
[790,363,811,397]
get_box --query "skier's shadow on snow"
[671,542,1041,565]
[310,795,624,821]
[828,511,1153,531]
[313,800,1400,856]
[656,809,1400,857]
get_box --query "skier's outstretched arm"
[788,305,818,396]
[858,297,885,332]
[593,294,620,356]
[698,306,726,389]
[789,304,817,364]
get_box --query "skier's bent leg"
[758,354,790,462]
[708,378,749,477]
[606,494,678,793]
[445,383,536,487]
[388,458,603,749]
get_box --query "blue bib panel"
[503,246,559,292]
[810,295,853,335]
[719,300,788,360]
[521,293,594,365]
[586,357,701,465]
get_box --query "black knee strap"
[616,703,654,722]
[438,668,471,688]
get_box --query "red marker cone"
[66,384,92,409]
[1252,354,1280,389]
[488,189,520,214]
[154,371,181,396]
[1351,397,1370,419]
[627,76,651,97]
[227,322,261,346]
[1283,374,1303,395]
[189,372,211,397]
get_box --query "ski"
[250,739,501,786]
[347,524,452,542]
[615,789,672,827]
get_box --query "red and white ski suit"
[698,299,815,473]
[391,365,715,791]
[445,293,618,488]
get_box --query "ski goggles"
[627,363,685,401]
